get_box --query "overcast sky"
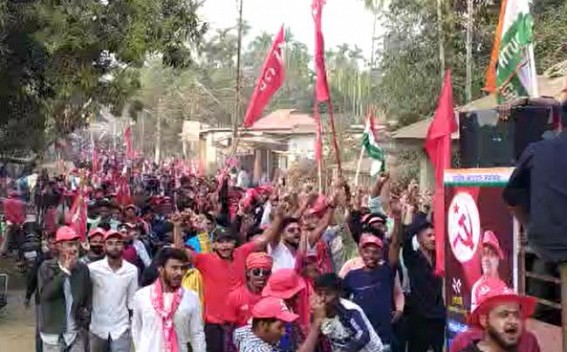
[200,0,376,59]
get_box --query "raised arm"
[253,205,285,250]
[308,205,335,248]
[171,213,195,262]
[388,198,403,268]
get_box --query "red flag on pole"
[311,0,342,173]
[243,26,286,128]
[67,193,87,241]
[124,126,133,159]
[312,0,330,102]
[425,70,458,277]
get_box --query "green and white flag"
[486,0,538,103]
[362,114,385,174]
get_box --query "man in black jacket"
[38,226,92,352]
[25,232,57,352]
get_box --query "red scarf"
[150,279,184,352]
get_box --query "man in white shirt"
[269,206,333,272]
[132,247,206,352]
[88,229,138,352]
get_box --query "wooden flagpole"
[354,147,365,186]
[326,101,342,177]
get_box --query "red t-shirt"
[225,284,262,327]
[3,197,25,225]
[450,328,540,352]
[194,241,257,324]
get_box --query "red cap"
[104,229,124,241]
[262,269,306,299]
[482,230,504,259]
[251,297,299,322]
[359,233,384,249]
[55,226,80,242]
[468,278,536,327]
[87,227,105,239]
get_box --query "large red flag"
[243,26,286,128]
[312,0,330,102]
[425,70,458,277]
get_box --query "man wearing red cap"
[261,268,310,351]
[79,227,106,265]
[88,230,138,352]
[173,209,281,352]
[38,226,92,352]
[232,297,324,352]
[226,252,274,327]
[343,230,402,350]
[471,230,506,311]
[453,281,538,352]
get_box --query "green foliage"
[0,0,206,157]
[373,0,567,128]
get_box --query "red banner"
[243,26,286,128]
[425,70,457,276]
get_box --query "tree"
[368,0,567,128]
[0,0,206,159]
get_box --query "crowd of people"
[0,153,540,352]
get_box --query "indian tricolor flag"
[485,0,538,103]
[362,112,385,173]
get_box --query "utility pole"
[233,0,244,139]
[465,0,473,102]
[437,0,445,78]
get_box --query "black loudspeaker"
[459,106,556,168]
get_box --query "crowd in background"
[0,150,538,352]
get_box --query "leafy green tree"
[0,0,206,159]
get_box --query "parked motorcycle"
[18,214,42,274]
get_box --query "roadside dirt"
[0,256,36,351]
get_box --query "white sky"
[200,0,376,59]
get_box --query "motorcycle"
[18,214,42,274]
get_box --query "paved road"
[0,290,36,351]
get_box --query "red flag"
[124,127,133,159]
[424,70,458,277]
[243,26,286,128]
[312,0,330,102]
[116,177,132,206]
[67,193,87,241]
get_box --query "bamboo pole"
[326,101,342,177]
[354,146,365,186]
[437,0,445,75]
[233,0,244,139]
